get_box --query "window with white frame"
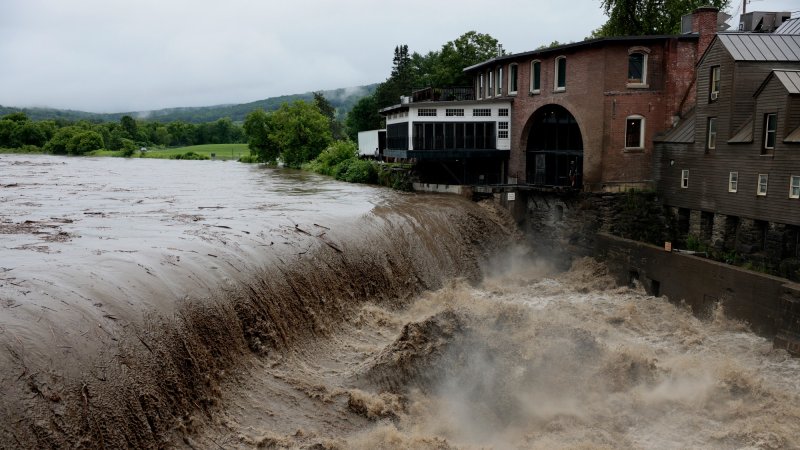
[445,108,464,117]
[496,67,503,96]
[709,66,720,101]
[509,63,518,94]
[487,71,493,98]
[417,108,437,117]
[729,171,738,193]
[625,116,644,149]
[763,113,777,153]
[478,74,484,99]
[707,117,717,152]
[554,56,566,91]
[627,51,647,85]
[758,174,768,196]
[791,176,800,199]
[473,108,491,117]
[498,108,509,117]
[531,60,541,93]
[498,122,509,139]
[681,170,689,188]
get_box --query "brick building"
[462,7,721,192]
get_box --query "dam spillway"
[1,155,800,449]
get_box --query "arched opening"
[525,104,583,188]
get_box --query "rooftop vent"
[738,11,791,32]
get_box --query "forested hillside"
[0,85,377,124]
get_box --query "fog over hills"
[0,84,378,123]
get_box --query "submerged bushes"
[304,141,413,190]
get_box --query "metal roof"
[654,113,695,143]
[717,33,800,61]
[785,125,800,143]
[754,70,800,97]
[774,70,800,93]
[775,17,800,35]
[728,119,754,144]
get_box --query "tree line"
[0,112,246,155]
[345,31,504,140]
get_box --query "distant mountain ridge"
[0,84,378,124]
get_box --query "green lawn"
[141,144,249,160]
[3,144,251,160]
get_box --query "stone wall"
[508,189,800,353]
[595,233,800,353]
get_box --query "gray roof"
[716,33,800,61]
[774,70,800,93]
[785,125,800,143]
[754,70,800,96]
[728,119,754,144]
[775,17,800,35]
[654,113,695,143]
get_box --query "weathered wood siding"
[658,39,800,226]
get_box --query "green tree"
[243,109,280,164]
[374,45,418,108]
[313,91,346,140]
[67,130,104,155]
[433,31,503,86]
[12,121,48,147]
[345,94,382,141]
[2,112,28,123]
[44,126,81,154]
[594,0,729,37]
[0,120,19,148]
[270,101,332,168]
[120,115,139,141]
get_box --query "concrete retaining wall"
[595,233,800,351]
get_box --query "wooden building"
[655,32,800,270]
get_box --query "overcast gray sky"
[0,0,797,113]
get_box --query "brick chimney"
[692,6,719,62]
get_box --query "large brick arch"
[519,104,585,188]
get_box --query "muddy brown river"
[1,155,800,449]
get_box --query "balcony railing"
[411,87,475,103]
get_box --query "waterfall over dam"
[1,155,799,449]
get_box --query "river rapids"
[1,155,799,449]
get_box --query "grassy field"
[142,144,249,160]
[3,144,251,160]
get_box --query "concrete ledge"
[413,183,473,197]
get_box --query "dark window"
[509,64,518,93]
[707,117,717,152]
[555,57,566,90]
[386,123,408,150]
[709,66,720,101]
[763,113,777,153]
[625,117,643,148]
[531,61,541,93]
[628,53,645,84]
[411,122,496,151]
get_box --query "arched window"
[530,60,541,94]
[554,56,566,91]
[627,47,649,87]
[496,66,503,96]
[508,63,518,94]
[625,115,645,149]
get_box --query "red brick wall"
[467,9,717,191]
